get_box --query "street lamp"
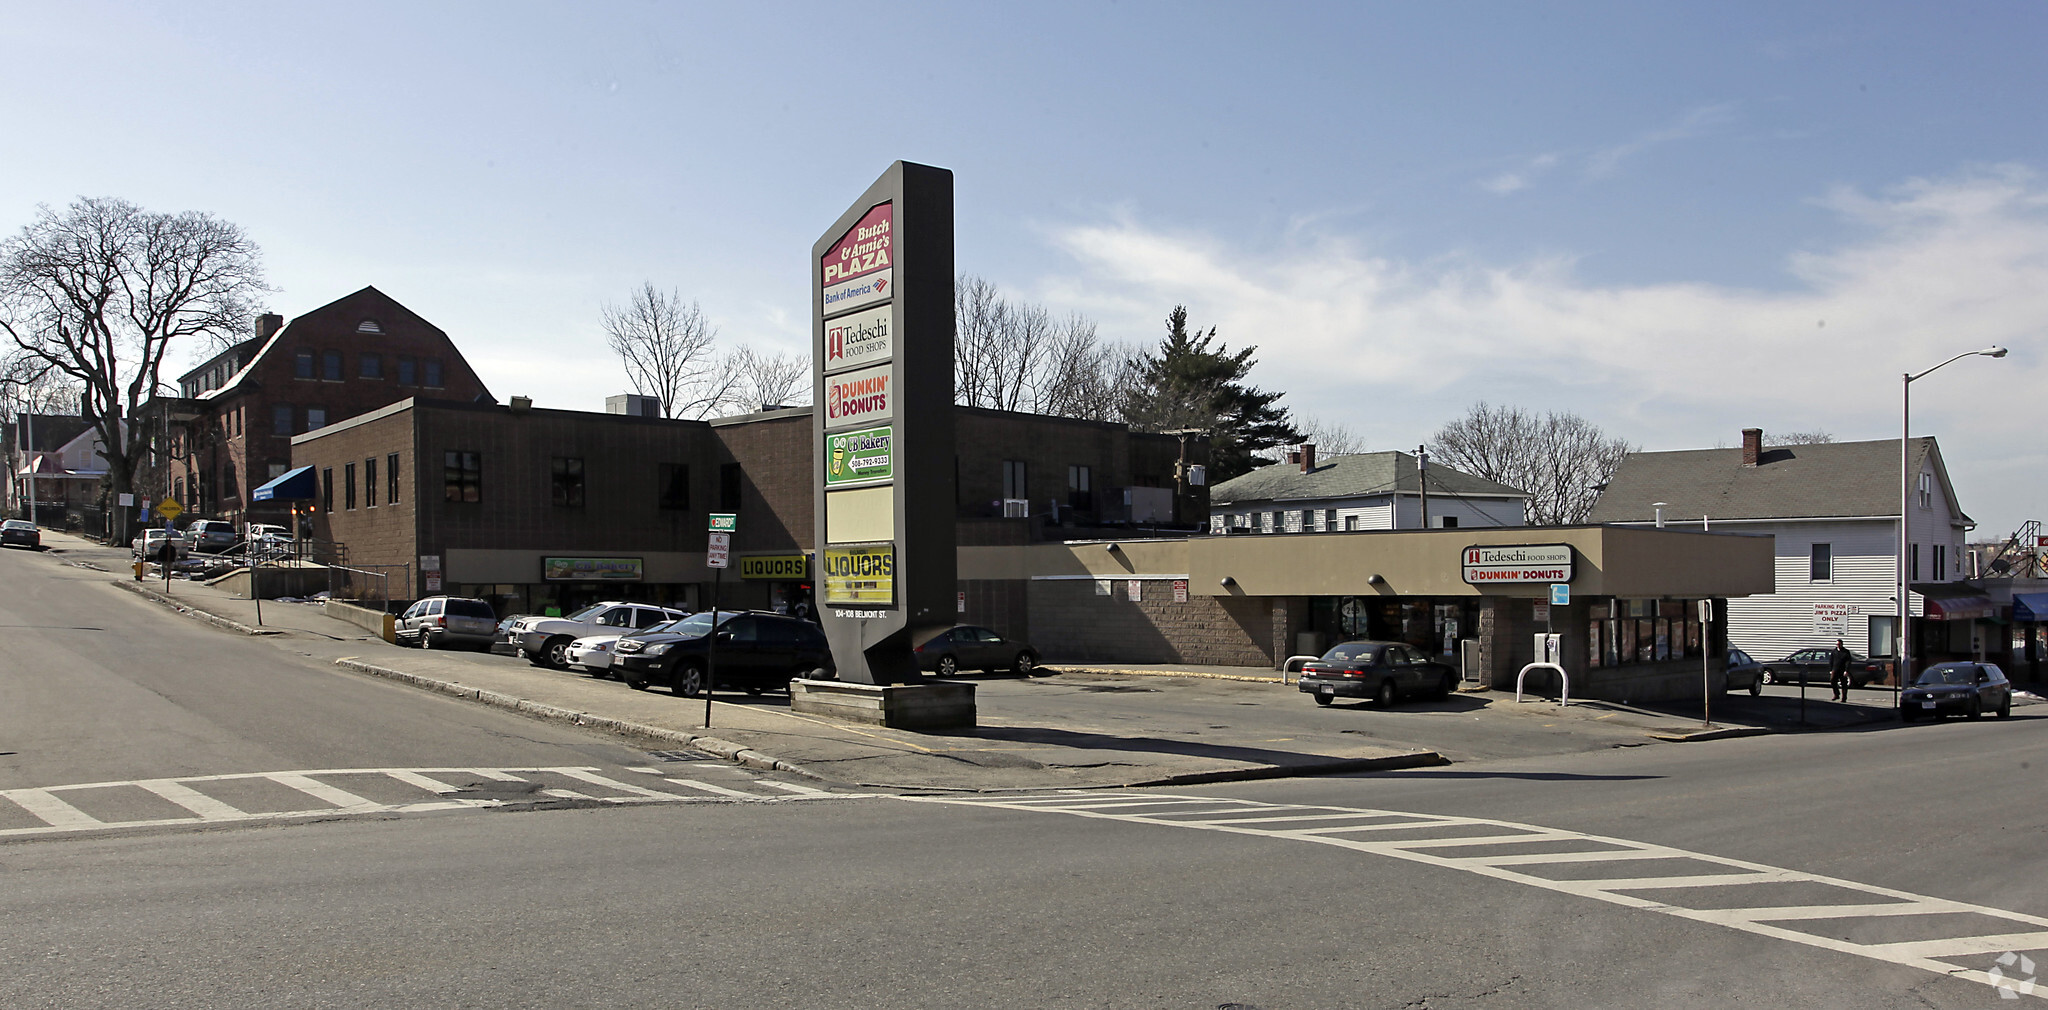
[1898,345,2007,704]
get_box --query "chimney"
[1300,443,1316,474]
[254,313,284,341]
[1287,450,1301,466]
[1741,428,1762,467]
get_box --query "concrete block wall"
[1025,579,1271,666]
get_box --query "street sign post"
[1699,598,1714,728]
[704,515,736,728]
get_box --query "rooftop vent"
[356,320,383,333]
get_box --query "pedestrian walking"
[1828,638,1852,702]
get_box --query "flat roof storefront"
[962,526,1776,703]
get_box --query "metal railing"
[1515,663,1571,707]
[327,563,409,610]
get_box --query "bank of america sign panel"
[1461,544,1574,584]
[821,202,893,316]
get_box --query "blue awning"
[2015,593,2048,622]
[251,465,316,502]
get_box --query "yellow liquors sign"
[821,544,894,607]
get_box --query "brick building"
[152,286,493,528]
[289,399,1207,623]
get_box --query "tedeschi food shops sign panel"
[1461,544,1574,585]
[812,162,956,685]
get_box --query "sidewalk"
[46,527,1953,791]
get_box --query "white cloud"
[1040,166,2048,535]
[1478,153,1558,196]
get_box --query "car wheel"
[745,685,764,696]
[420,631,435,651]
[542,636,572,670]
[1376,678,1397,708]
[1761,669,1776,685]
[1437,672,1455,699]
[1748,676,1763,697]
[1014,652,1037,675]
[936,655,958,677]
[624,671,649,691]
[1900,706,1916,722]
[807,667,833,682]
[1967,698,1983,720]
[674,662,705,698]
[1999,696,2013,718]
[1313,693,1333,707]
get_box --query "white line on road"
[0,788,101,828]
[908,791,2048,1001]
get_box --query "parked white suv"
[131,528,190,561]
[510,602,690,670]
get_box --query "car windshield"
[667,611,744,637]
[2,520,31,530]
[1916,666,1976,686]
[1321,642,1382,664]
[561,604,606,622]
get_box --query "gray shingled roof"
[1586,437,1969,523]
[1211,451,1529,505]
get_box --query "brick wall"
[294,406,421,597]
[711,410,811,552]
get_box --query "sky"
[3,2,2045,538]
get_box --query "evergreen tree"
[1121,306,1301,481]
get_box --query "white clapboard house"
[1587,428,1974,666]
[1208,445,1529,534]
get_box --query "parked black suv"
[614,610,834,697]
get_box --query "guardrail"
[1515,662,1571,707]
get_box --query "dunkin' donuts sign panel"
[823,363,892,428]
[821,202,893,316]
[824,304,891,372]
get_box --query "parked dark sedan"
[1724,647,1765,696]
[616,610,834,697]
[1900,662,2012,721]
[0,519,41,550]
[1297,640,1457,707]
[915,625,1039,676]
[1758,647,1889,688]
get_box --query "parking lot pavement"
[50,526,2021,789]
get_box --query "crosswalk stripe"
[906,792,2048,1001]
[0,788,101,828]
[136,780,246,819]
[664,778,762,798]
[267,774,381,812]
[554,768,674,799]
[759,781,831,795]
[385,770,462,794]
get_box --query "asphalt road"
[3,541,2045,1008]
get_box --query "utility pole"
[1416,445,1429,530]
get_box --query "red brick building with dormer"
[158,286,493,527]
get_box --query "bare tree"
[1256,413,1367,463]
[0,197,265,537]
[954,274,1130,420]
[1427,402,1633,525]
[602,283,729,418]
[727,345,810,411]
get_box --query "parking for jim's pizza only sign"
[1461,544,1574,584]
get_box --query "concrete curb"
[114,579,279,637]
[330,657,825,780]
[1649,726,1773,743]
[1049,665,1283,684]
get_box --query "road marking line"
[760,781,831,795]
[664,778,760,798]
[267,774,381,812]
[1183,813,1449,827]
[0,788,101,828]
[1462,848,1672,866]
[385,771,462,794]
[468,769,527,781]
[907,792,2048,1001]
[553,768,674,799]
[542,789,595,800]
[136,780,246,819]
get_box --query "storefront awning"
[2014,593,2048,622]
[251,465,316,502]
[1924,595,1995,621]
